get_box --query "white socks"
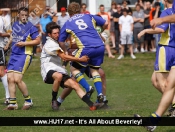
[57,96,64,103]
[1,74,10,99]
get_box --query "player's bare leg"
[64,78,96,110]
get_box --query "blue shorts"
[7,53,32,74]
[154,45,175,72]
[72,46,105,69]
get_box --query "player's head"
[68,2,81,17]
[99,4,105,13]
[46,22,60,41]
[164,0,173,7]
[18,7,28,23]
[122,8,128,16]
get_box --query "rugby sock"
[24,95,32,103]
[150,112,161,125]
[9,98,17,105]
[75,72,90,92]
[93,75,103,95]
[1,74,10,98]
[103,96,107,101]
[57,96,64,106]
[52,91,58,101]
[82,94,93,107]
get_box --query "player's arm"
[59,24,69,52]
[57,50,89,62]
[138,27,164,39]
[0,33,10,37]
[92,15,108,31]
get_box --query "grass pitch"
[0,53,174,132]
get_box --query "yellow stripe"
[75,48,83,58]
[76,62,86,67]
[159,24,170,45]
[76,75,84,82]
[25,35,33,55]
[10,101,17,103]
[92,18,96,29]
[171,66,175,69]
[66,29,84,49]
[22,55,31,74]
[151,113,157,117]
[88,64,101,68]
[93,78,101,82]
[7,70,22,74]
[158,47,167,72]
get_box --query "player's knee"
[70,81,79,90]
[99,70,105,79]
[53,72,63,82]
[14,77,22,84]
[8,76,15,83]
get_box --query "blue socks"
[93,75,102,95]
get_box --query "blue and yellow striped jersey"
[59,14,106,49]
[157,8,175,47]
[12,21,39,55]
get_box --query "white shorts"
[120,31,133,44]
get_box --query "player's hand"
[16,42,26,47]
[79,55,89,62]
[138,30,145,39]
[0,33,2,37]
[150,18,163,29]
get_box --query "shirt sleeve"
[91,15,106,26]
[30,25,40,40]
[3,18,12,33]
[157,10,169,31]
[59,23,69,42]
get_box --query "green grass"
[0,53,174,132]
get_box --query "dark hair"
[154,2,160,7]
[122,0,128,4]
[18,7,28,14]
[81,3,87,7]
[122,8,128,13]
[167,0,173,4]
[136,4,141,8]
[46,22,60,34]
[111,1,117,6]
[99,4,104,8]
[68,2,81,16]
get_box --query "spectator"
[108,1,117,48]
[57,7,70,29]
[28,11,40,56]
[40,6,56,47]
[118,8,136,59]
[135,0,144,9]
[98,4,115,58]
[153,0,164,11]
[144,1,155,52]
[152,2,161,50]
[113,4,123,53]
[133,4,145,53]
[122,0,132,15]
[81,3,90,14]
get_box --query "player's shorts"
[71,46,105,69]
[44,70,71,88]
[0,47,5,66]
[154,45,175,72]
[7,53,32,74]
[120,31,133,44]
[103,29,110,45]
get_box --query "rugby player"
[0,9,11,104]
[5,7,40,110]
[40,22,96,111]
[59,2,108,103]
[134,0,175,131]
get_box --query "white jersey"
[40,37,68,81]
